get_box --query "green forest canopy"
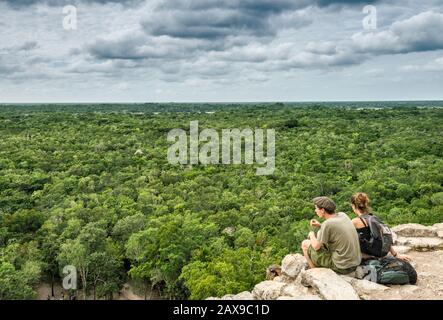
[0,103,442,299]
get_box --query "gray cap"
[313,196,336,214]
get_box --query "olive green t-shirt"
[317,212,362,270]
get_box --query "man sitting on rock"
[301,197,362,275]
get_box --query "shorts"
[308,244,356,275]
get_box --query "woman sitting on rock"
[351,192,412,262]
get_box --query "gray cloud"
[87,8,443,80]
[18,41,39,51]
[0,56,23,76]
[0,41,39,77]
[352,11,443,54]
[316,0,379,6]
[0,63,14,75]
[5,41,39,52]
[142,9,272,40]
[89,35,152,60]
[4,0,142,7]
[1,0,442,102]
[141,1,309,40]
[153,0,379,11]
[141,0,377,40]
[4,0,380,8]
[88,33,228,61]
[90,1,314,64]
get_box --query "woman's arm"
[390,247,412,262]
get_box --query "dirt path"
[36,282,144,300]
[36,283,65,300]
[118,283,144,300]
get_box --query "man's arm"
[309,231,322,251]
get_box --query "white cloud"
[352,11,443,54]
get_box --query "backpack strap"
[359,216,369,228]
[363,213,387,241]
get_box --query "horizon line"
[1,99,443,105]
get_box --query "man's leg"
[301,240,316,269]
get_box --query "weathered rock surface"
[281,254,307,279]
[281,283,310,297]
[433,223,443,230]
[252,281,287,300]
[392,224,438,238]
[396,237,443,251]
[277,295,322,300]
[301,268,360,300]
[374,285,424,300]
[391,246,412,254]
[273,275,293,283]
[232,291,254,300]
[341,276,390,300]
[206,294,235,300]
[434,223,443,238]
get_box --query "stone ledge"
[392,224,438,238]
[301,268,360,300]
[396,237,443,251]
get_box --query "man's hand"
[310,219,321,228]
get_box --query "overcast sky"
[1,0,443,103]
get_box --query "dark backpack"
[359,214,393,258]
[358,256,417,285]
